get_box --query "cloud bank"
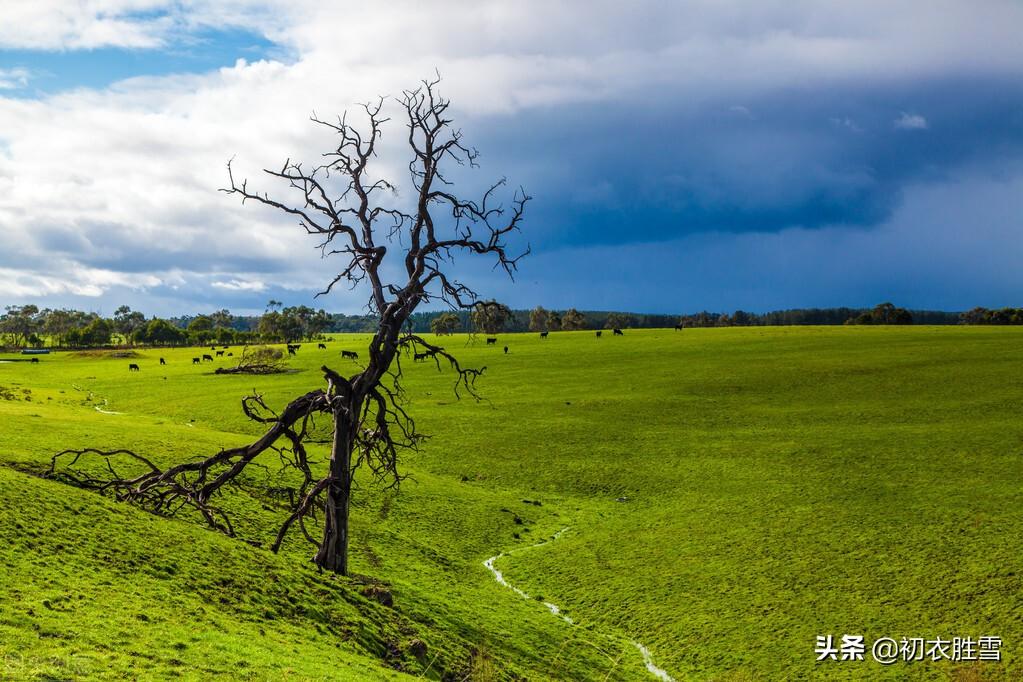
[0,1,1021,314]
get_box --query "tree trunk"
[314,404,354,573]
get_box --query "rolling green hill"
[1,326,1020,680]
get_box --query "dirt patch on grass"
[70,350,141,359]
[0,385,32,401]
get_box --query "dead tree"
[49,77,528,575]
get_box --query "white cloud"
[0,0,291,51]
[0,68,31,90]
[0,1,171,50]
[894,111,928,130]
[211,278,266,292]
[728,105,754,119]
[0,264,162,298]
[830,117,863,132]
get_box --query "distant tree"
[213,326,238,345]
[430,312,461,335]
[981,307,1023,325]
[63,327,85,348]
[960,307,988,324]
[872,302,897,324]
[257,311,282,341]
[188,315,214,333]
[188,315,216,344]
[42,309,79,347]
[278,308,307,342]
[847,302,913,325]
[307,309,332,339]
[849,312,873,325]
[471,300,513,335]
[528,306,550,332]
[890,307,913,325]
[547,311,562,331]
[732,310,752,326]
[561,308,586,331]
[133,318,188,346]
[604,312,634,329]
[81,317,113,346]
[113,305,147,343]
[0,305,40,346]
[210,308,234,329]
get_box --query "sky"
[0,1,1021,317]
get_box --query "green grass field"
[1,326,1021,680]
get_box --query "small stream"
[483,527,675,681]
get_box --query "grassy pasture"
[1,326,1021,680]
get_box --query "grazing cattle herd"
[10,328,648,373]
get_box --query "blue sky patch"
[0,27,284,97]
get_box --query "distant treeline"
[682,303,961,327]
[959,307,1023,325]
[0,301,1017,349]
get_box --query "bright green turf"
[1,326,1021,680]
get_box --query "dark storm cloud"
[495,172,1023,314]
[468,75,1023,249]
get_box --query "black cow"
[341,350,359,360]
[216,350,224,357]
[29,357,39,364]
[674,324,683,331]
[414,351,433,362]
[318,343,327,350]
[227,352,233,357]
[129,363,140,372]
[503,346,509,354]
[613,328,624,336]
[192,357,201,364]
[486,337,497,345]
[595,330,602,337]
[210,345,216,351]
[159,358,166,365]
[287,346,297,356]
[540,331,549,339]
[202,354,214,362]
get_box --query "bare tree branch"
[53,76,527,575]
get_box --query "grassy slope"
[2,326,1021,680]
